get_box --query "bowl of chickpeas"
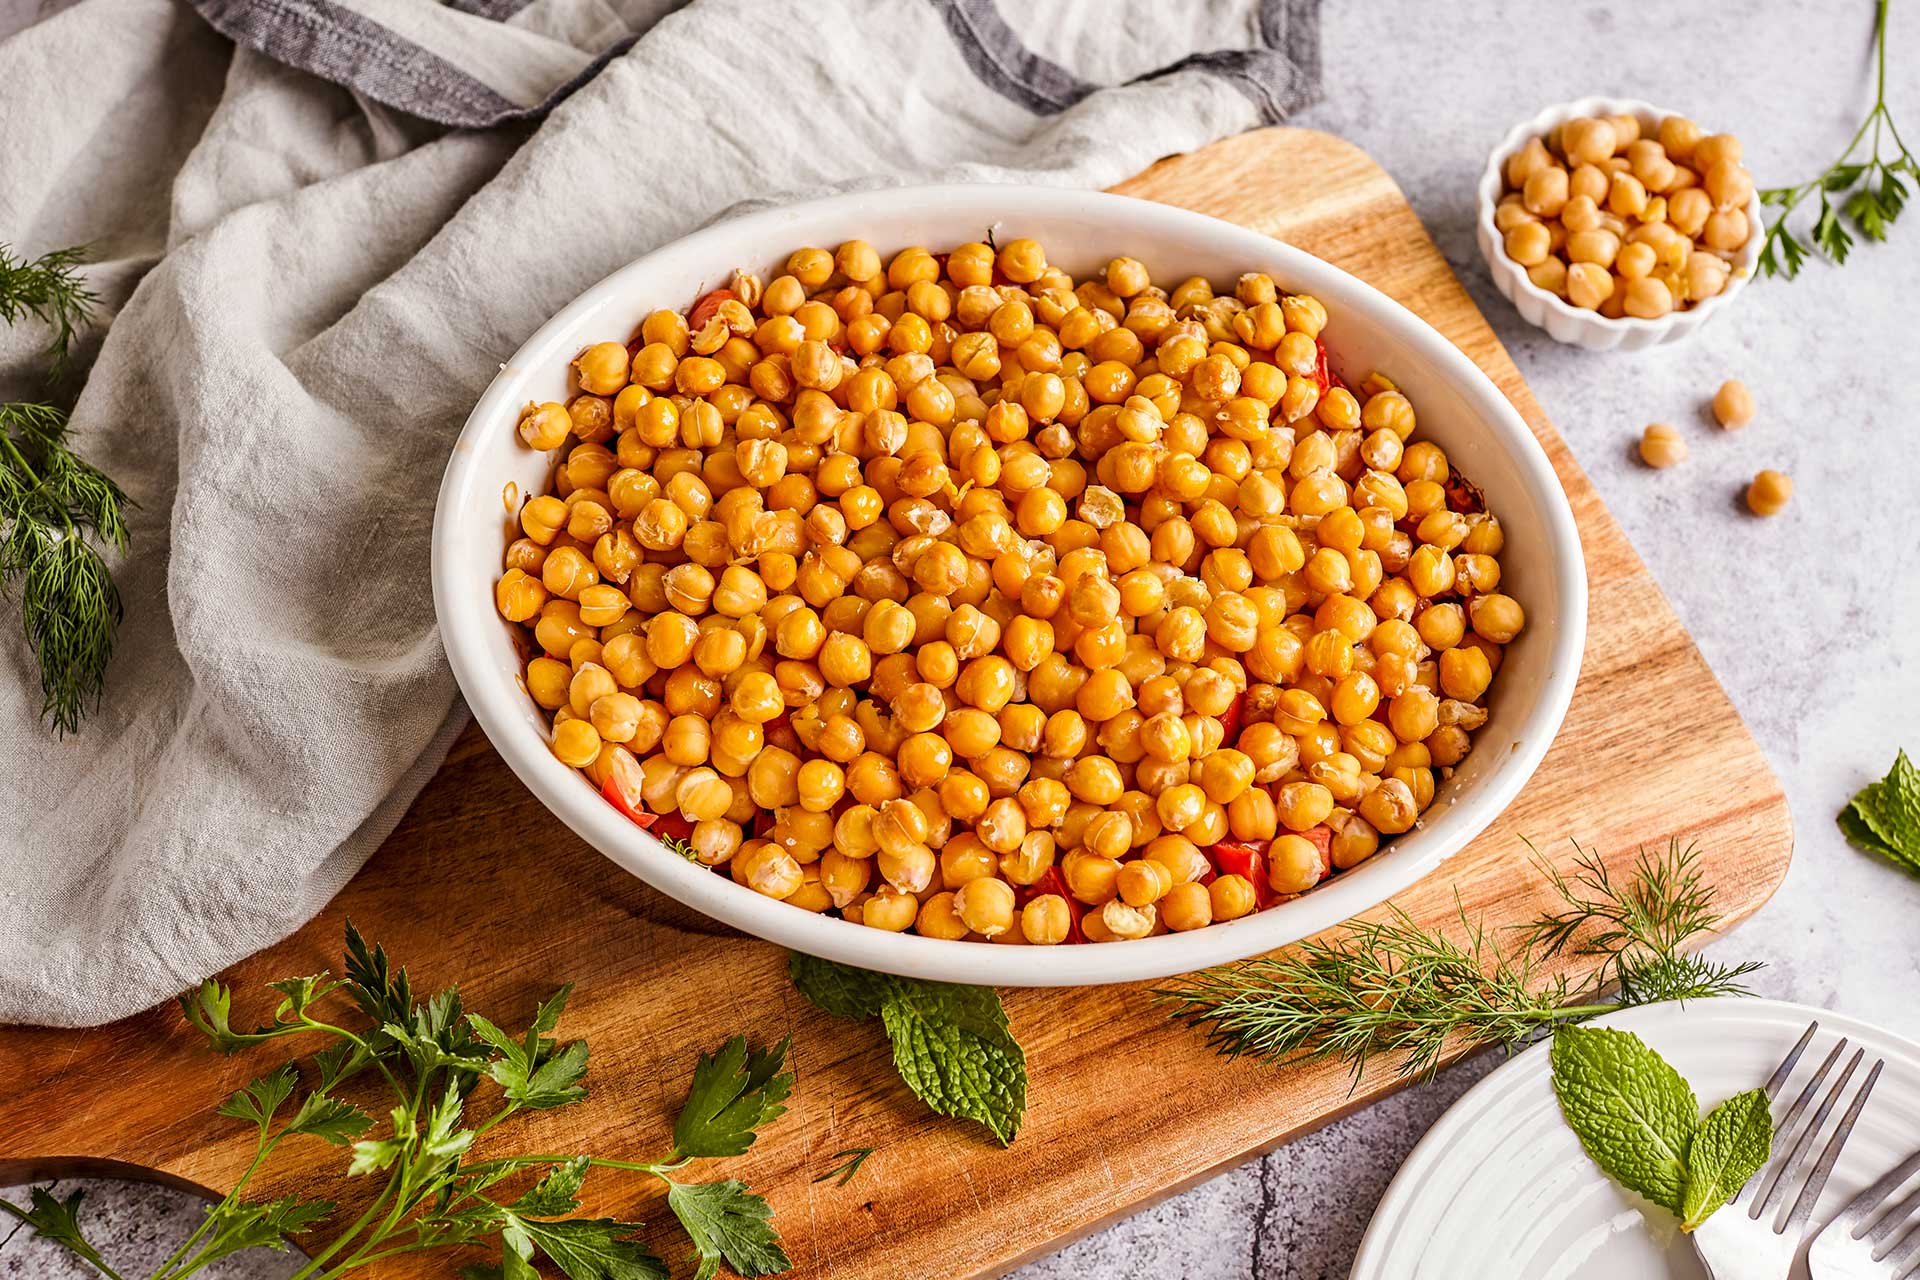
[1479,97,1763,351]
[432,184,1587,986]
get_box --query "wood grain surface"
[0,127,1794,1279]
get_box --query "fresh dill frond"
[0,402,131,733]
[0,243,99,382]
[1157,903,1601,1083]
[1156,839,1762,1083]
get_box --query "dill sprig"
[0,243,99,382]
[0,401,130,734]
[1154,839,1760,1083]
[1759,0,1916,277]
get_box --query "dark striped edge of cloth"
[187,0,1322,130]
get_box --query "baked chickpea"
[1712,379,1754,430]
[1746,469,1792,516]
[507,236,1518,943]
[1639,422,1688,468]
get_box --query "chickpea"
[1746,469,1792,517]
[1639,422,1687,469]
[1713,379,1754,430]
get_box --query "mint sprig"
[1551,1025,1773,1230]
[789,953,1027,1145]
[1840,749,1920,875]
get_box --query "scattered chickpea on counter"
[1638,423,1687,469]
[1498,112,1754,319]
[495,238,1524,944]
[1747,469,1792,516]
[1712,379,1754,430]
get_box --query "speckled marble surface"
[6,2,1920,1277]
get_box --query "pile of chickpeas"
[1496,112,1754,318]
[494,237,1524,945]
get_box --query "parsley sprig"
[1,925,793,1280]
[1154,840,1761,1082]
[1759,0,1916,276]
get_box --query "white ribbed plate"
[1352,999,1920,1280]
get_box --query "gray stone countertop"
[7,2,1919,1277]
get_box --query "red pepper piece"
[1313,340,1347,393]
[1209,839,1278,909]
[1303,824,1334,877]
[687,286,736,330]
[1017,867,1084,943]
[649,811,696,842]
[601,774,657,829]
[1218,691,1245,746]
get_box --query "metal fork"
[1807,1146,1920,1278]
[1692,1020,1885,1280]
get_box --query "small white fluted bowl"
[1478,97,1762,351]
[433,184,1588,986]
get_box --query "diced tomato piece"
[687,287,736,330]
[601,774,657,828]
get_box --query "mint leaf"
[217,1063,298,1132]
[511,1158,590,1216]
[666,1180,791,1280]
[0,1187,118,1277]
[284,1092,373,1145]
[672,1036,792,1160]
[788,951,896,1020]
[1551,1026,1698,1213]
[790,954,1028,1144]
[881,983,1026,1145]
[1840,750,1920,874]
[1682,1088,1773,1230]
[503,1212,668,1280]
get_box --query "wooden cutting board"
[0,128,1793,1278]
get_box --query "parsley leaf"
[1681,1088,1773,1230]
[470,986,591,1110]
[502,1212,668,1280]
[1840,749,1920,874]
[217,1064,298,1133]
[667,1180,791,1280]
[180,979,276,1052]
[791,953,1028,1145]
[1551,1025,1698,1214]
[511,1157,590,1216]
[671,1035,793,1160]
[0,1188,117,1277]
[192,1196,334,1265]
[284,1092,374,1145]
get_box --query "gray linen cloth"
[0,0,1320,1026]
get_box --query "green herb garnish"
[810,1149,874,1188]
[0,242,98,382]
[1551,1025,1771,1230]
[1840,749,1920,875]
[788,953,1026,1145]
[0,400,130,733]
[1,925,793,1280]
[1154,840,1761,1081]
[1759,0,1916,277]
